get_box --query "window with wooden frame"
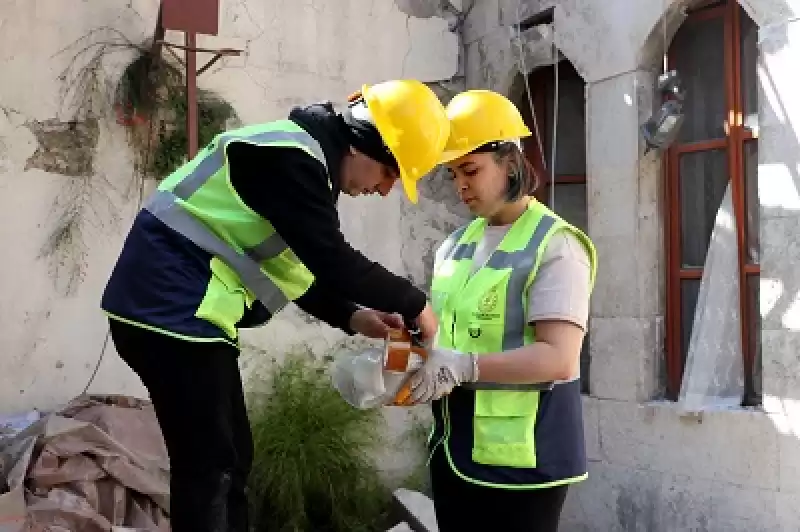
[520,61,591,393]
[664,0,760,404]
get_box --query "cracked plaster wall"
[468,0,800,530]
[0,0,463,482]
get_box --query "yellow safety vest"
[143,120,329,340]
[428,198,597,488]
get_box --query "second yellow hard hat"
[440,90,532,164]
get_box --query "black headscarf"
[340,99,400,172]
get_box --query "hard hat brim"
[439,131,533,165]
[400,169,419,204]
[438,147,473,165]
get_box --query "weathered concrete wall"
[0,0,463,476]
[468,0,800,530]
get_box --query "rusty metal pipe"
[185,32,198,159]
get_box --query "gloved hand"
[406,347,479,405]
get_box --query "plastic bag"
[330,330,427,409]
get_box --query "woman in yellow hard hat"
[101,79,447,532]
[404,89,598,532]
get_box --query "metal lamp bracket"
[154,40,242,77]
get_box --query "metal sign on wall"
[161,0,220,35]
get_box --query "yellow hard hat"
[439,90,532,164]
[359,80,450,203]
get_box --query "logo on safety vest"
[477,289,499,314]
[468,326,481,338]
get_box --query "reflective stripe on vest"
[143,126,328,315]
[144,190,292,314]
[446,215,557,392]
[172,128,328,201]
[430,200,598,475]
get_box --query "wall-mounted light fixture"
[641,69,686,154]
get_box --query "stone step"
[392,488,439,532]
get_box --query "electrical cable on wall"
[81,64,157,396]
[512,1,547,177]
[512,0,560,210]
[663,0,668,75]
[550,32,558,210]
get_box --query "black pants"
[429,446,568,532]
[109,320,253,532]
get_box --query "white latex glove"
[407,347,479,405]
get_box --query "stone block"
[761,330,800,398]
[757,122,800,219]
[777,490,800,531]
[589,236,641,318]
[392,488,438,532]
[586,73,641,240]
[709,481,780,531]
[635,146,666,319]
[597,401,780,491]
[561,462,643,532]
[564,459,789,532]
[498,0,557,28]
[581,397,601,462]
[462,0,500,45]
[464,33,516,94]
[760,216,800,331]
[393,0,442,19]
[588,318,658,401]
[562,463,716,532]
[655,473,716,532]
[742,0,800,28]
[778,425,800,494]
[403,17,461,82]
[759,18,800,123]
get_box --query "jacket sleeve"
[238,284,358,334]
[226,141,427,323]
[237,300,272,329]
[294,282,359,334]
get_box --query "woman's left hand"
[405,348,479,405]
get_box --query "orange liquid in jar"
[384,328,427,405]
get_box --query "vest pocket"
[195,257,255,339]
[472,389,540,468]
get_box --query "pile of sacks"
[0,394,170,532]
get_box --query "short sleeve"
[526,229,592,330]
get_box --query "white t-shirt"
[467,225,591,331]
[436,223,592,382]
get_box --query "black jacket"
[102,103,427,340]
[226,103,427,331]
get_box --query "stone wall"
[0,0,463,434]
[467,0,800,530]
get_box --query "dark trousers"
[429,446,568,532]
[109,319,253,532]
